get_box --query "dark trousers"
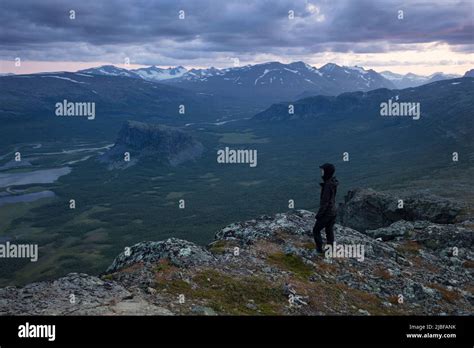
[312,215,336,252]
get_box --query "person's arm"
[316,184,332,219]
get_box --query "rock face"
[101,120,203,168]
[338,188,465,232]
[0,189,472,316]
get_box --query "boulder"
[338,188,464,232]
[214,209,314,244]
[106,238,215,273]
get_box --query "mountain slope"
[251,77,474,178]
[463,69,474,77]
[0,72,217,122]
[0,189,472,315]
[253,77,473,142]
[319,64,396,91]
[0,72,222,147]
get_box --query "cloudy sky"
[0,0,472,75]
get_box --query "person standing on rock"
[313,163,338,254]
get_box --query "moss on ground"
[300,242,316,250]
[267,252,314,279]
[208,240,239,255]
[192,269,284,315]
[153,259,173,273]
[101,274,114,281]
[154,268,285,315]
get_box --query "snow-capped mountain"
[175,67,225,81]
[175,62,327,86]
[162,61,395,103]
[380,71,461,89]
[78,65,141,78]
[131,66,187,81]
[318,64,396,91]
[77,65,188,81]
[73,62,465,103]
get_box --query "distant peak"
[319,63,340,72]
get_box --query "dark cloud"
[0,0,472,65]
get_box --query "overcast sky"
[0,0,472,75]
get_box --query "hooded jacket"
[316,163,338,219]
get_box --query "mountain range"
[252,77,474,173]
[253,77,473,145]
[1,62,472,151]
[380,71,461,89]
[75,62,469,103]
[78,65,188,81]
[77,62,395,103]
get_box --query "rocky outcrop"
[0,189,472,316]
[214,209,314,244]
[338,188,465,232]
[100,120,203,169]
[106,238,215,273]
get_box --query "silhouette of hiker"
[313,163,338,254]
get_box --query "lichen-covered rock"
[365,220,423,241]
[106,238,215,273]
[366,219,474,250]
[214,209,314,244]
[0,273,132,315]
[338,188,464,232]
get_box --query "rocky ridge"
[0,189,472,316]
